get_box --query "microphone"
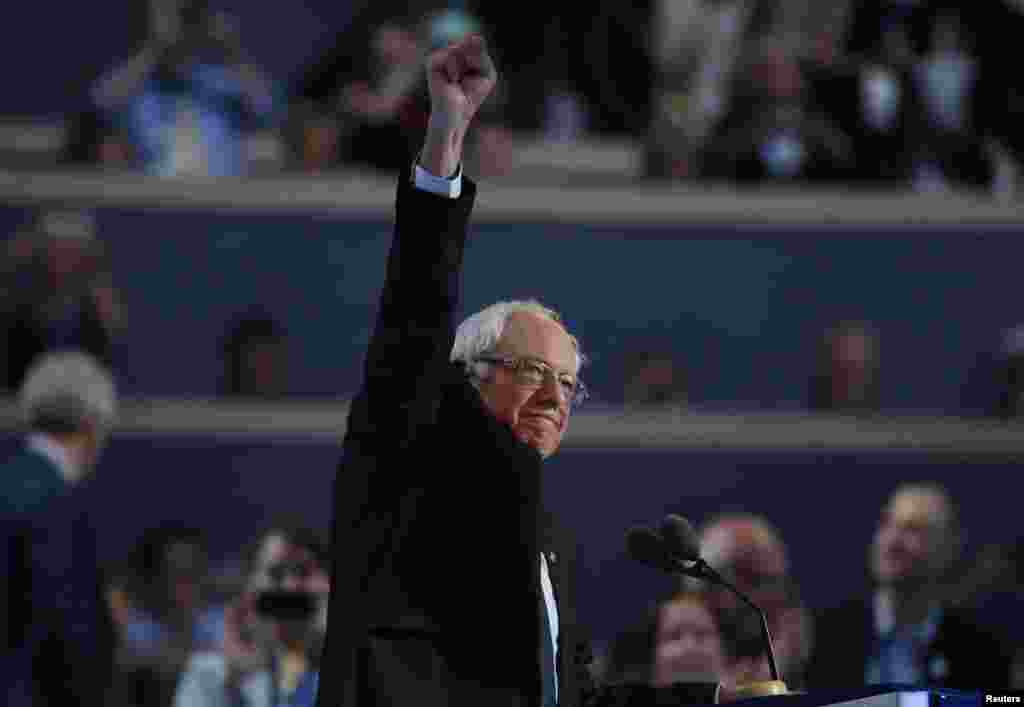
[625,525,677,573]
[659,514,701,561]
[627,515,785,686]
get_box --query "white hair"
[451,299,584,382]
[699,513,788,572]
[19,351,117,434]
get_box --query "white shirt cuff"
[414,163,462,199]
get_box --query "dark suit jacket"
[805,596,1011,691]
[0,446,115,706]
[315,171,718,707]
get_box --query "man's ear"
[465,360,491,388]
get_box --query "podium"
[729,687,985,707]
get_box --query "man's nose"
[537,372,567,406]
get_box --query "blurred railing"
[1,136,1021,224]
[1,399,1022,450]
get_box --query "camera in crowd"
[254,589,318,622]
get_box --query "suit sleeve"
[0,514,31,703]
[345,166,478,452]
[28,495,114,707]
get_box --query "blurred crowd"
[5,349,1024,707]
[5,212,1024,706]
[648,0,1024,192]
[48,0,1022,194]
[2,211,1024,707]
[4,1,1024,705]
[601,486,1021,694]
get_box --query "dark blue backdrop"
[2,204,1021,411]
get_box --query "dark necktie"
[539,568,557,707]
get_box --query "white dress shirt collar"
[26,432,81,485]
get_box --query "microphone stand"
[668,556,789,696]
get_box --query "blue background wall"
[3,204,1021,411]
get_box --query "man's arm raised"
[419,34,497,178]
[347,36,497,450]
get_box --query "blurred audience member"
[335,19,426,172]
[910,9,993,192]
[697,513,813,688]
[995,324,1024,419]
[843,0,1024,191]
[0,352,118,706]
[652,592,728,688]
[700,37,854,184]
[293,2,424,172]
[92,0,277,176]
[807,483,1012,688]
[295,7,510,176]
[61,3,155,167]
[604,591,726,692]
[806,23,925,185]
[809,320,880,413]
[222,312,289,397]
[623,349,688,409]
[958,325,1024,418]
[110,525,225,707]
[0,209,120,391]
[646,0,773,179]
[173,523,329,707]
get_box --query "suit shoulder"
[0,450,65,516]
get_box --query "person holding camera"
[92,0,277,176]
[173,525,329,707]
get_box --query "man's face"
[164,540,207,611]
[871,489,951,588]
[477,312,578,458]
[240,338,287,396]
[702,525,794,642]
[653,597,724,685]
[250,534,330,639]
[46,239,90,286]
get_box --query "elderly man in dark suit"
[315,36,722,707]
[0,351,118,706]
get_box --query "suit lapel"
[538,510,563,608]
[542,548,562,608]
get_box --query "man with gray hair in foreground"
[315,35,723,707]
[0,351,118,706]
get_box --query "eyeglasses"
[475,355,588,409]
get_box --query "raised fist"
[425,34,497,134]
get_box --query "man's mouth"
[520,413,561,430]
